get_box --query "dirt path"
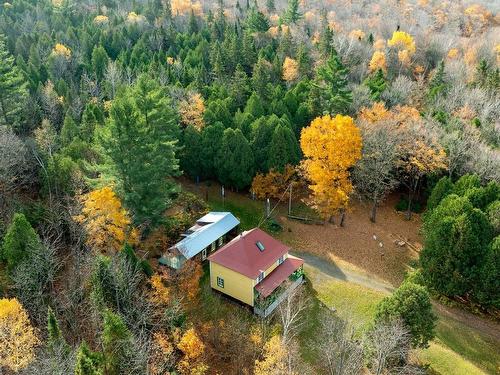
[432,302,500,342]
[300,251,500,344]
[296,251,394,293]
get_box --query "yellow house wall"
[262,252,288,276]
[210,262,255,306]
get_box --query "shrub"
[375,281,436,348]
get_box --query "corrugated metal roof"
[170,212,239,259]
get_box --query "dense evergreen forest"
[0,0,498,373]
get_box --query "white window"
[277,255,284,266]
[218,236,224,247]
[257,271,265,283]
[211,241,216,252]
[217,276,224,288]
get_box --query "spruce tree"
[102,75,180,226]
[102,310,132,375]
[428,60,447,100]
[246,6,270,33]
[282,0,302,24]
[215,128,255,190]
[47,306,70,354]
[314,48,352,115]
[201,122,225,179]
[74,342,103,375]
[364,69,387,101]
[91,45,109,81]
[0,35,28,130]
[266,0,275,13]
[60,112,80,147]
[267,124,300,172]
[180,125,204,181]
[1,213,41,271]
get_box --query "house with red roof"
[208,228,304,317]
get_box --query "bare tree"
[105,61,123,99]
[278,286,309,345]
[316,313,364,375]
[366,319,425,375]
[353,123,399,222]
[0,126,30,197]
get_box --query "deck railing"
[254,276,304,318]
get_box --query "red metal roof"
[208,228,290,279]
[255,255,304,298]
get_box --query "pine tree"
[296,43,312,79]
[314,48,352,115]
[282,0,302,24]
[0,35,28,130]
[101,75,180,226]
[364,69,387,101]
[1,213,41,271]
[215,128,255,190]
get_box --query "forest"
[0,0,499,374]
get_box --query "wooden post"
[288,183,292,215]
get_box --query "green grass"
[433,314,499,374]
[418,342,487,375]
[304,264,386,332]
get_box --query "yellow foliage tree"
[74,186,137,253]
[179,93,205,130]
[93,15,109,25]
[254,335,291,375]
[282,57,299,82]
[172,0,202,16]
[0,298,39,372]
[369,51,387,73]
[52,43,71,59]
[349,29,365,40]
[300,115,362,221]
[177,328,207,375]
[387,31,416,55]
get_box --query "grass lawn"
[304,264,386,332]
[433,314,499,374]
[418,343,487,375]
[304,262,497,374]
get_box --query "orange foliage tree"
[178,260,203,303]
[300,115,362,224]
[0,298,39,372]
[359,103,447,219]
[74,186,138,252]
[251,165,297,200]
